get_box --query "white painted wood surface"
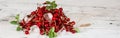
[0,0,120,38]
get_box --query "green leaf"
[10,21,18,25]
[74,28,80,33]
[46,6,52,10]
[51,1,55,4]
[52,4,57,9]
[46,1,51,4]
[48,27,56,38]
[16,26,22,31]
[51,1,57,9]
[51,27,55,32]
[49,32,53,38]
[48,32,52,38]
[15,14,19,21]
[53,32,57,37]
[45,1,57,10]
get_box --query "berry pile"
[11,1,78,38]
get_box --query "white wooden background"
[0,0,120,38]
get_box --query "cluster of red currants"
[19,1,77,35]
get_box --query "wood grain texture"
[0,0,120,38]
